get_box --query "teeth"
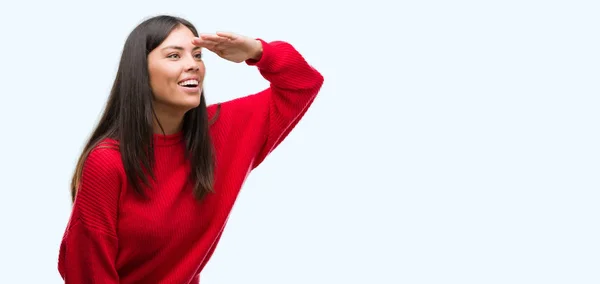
[178,79,199,86]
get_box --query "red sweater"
[58,39,324,283]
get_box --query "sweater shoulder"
[75,138,124,206]
[84,138,124,178]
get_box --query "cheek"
[199,64,207,81]
[149,67,177,95]
[196,60,206,73]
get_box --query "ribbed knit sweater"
[58,39,324,283]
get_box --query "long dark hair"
[71,15,218,202]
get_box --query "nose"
[184,56,200,72]
[186,63,200,72]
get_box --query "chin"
[179,99,201,111]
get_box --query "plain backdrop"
[0,0,598,283]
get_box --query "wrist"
[249,39,263,61]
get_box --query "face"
[148,25,205,114]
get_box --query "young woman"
[58,15,324,283]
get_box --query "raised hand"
[192,32,263,63]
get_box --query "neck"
[153,105,185,135]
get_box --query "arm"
[245,39,324,167]
[194,33,324,167]
[58,146,122,283]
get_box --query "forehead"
[158,26,196,48]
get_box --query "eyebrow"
[161,45,202,51]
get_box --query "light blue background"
[0,0,598,283]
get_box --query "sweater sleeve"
[58,146,122,283]
[242,39,324,168]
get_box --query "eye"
[167,53,180,59]
[194,53,202,59]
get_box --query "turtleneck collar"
[153,131,184,146]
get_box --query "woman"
[58,15,324,283]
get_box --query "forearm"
[247,39,324,95]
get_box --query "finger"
[215,31,237,41]
[193,40,225,54]
[192,37,219,48]
[199,33,230,42]
[197,44,219,55]
[206,47,220,55]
